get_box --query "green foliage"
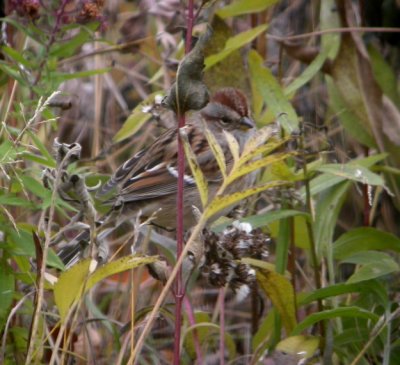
[249,50,299,132]
[205,24,268,69]
[54,255,158,322]
[1,1,400,364]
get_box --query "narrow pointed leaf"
[276,335,320,359]
[204,126,226,179]
[256,268,297,334]
[114,91,162,142]
[217,0,279,18]
[333,227,400,260]
[180,127,209,207]
[54,255,158,322]
[343,251,399,283]
[223,130,240,162]
[205,25,268,69]
[292,307,379,336]
[226,153,292,185]
[249,50,298,133]
[205,181,288,219]
[317,164,384,186]
[240,138,287,166]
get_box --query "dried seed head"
[200,223,271,300]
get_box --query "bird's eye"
[220,117,230,125]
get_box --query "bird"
[58,87,257,265]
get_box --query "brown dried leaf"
[281,41,332,74]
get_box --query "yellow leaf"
[276,335,320,359]
[204,125,226,179]
[256,268,297,334]
[54,255,158,322]
[239,138,289,166]
[223,130,239,162]
[180,127,209,207]
[113,91,162,142]
[241,124,279,158]
[205,181,288,219]
[226,153,291,186]
[54,259,90,322]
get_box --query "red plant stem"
[173,1,195,364]
[33,0,70,86]
[184,1,195,54]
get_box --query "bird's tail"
[57,229,91,268]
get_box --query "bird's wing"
[97,124,226,204]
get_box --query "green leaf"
[54,255,158,322]
[20,176,51,200]
[0,62,26,85]
[183,312,221,360]
[242,257,287,275]
[1,45,32,68]
[7,227,65,270]
[314,181,350,258]
[183,311,211,358]
[284,43,332,96]
[256,268,297,334]
[342,251,400,284]
[327,79,376,147]
[239,209,310,230]
[317,164,384,186]
[0,194,34,207]
[268,214,312,250]
[0,140,18,164]
[114,113,151,143]
[27,130,56,166]
[205,25,268,69]
[1,17,46,44]
[0,262,15,330]
[291,307,379,336]
[252,309,275,351]
[248,50,298,133]
[300,282,370,306]
[334,328,370,348]
[276,335,320,359]
[20,152,56,168]
[47,68,111,84]
[333,227,400,260]
[217,0,279,18]
[50,28,94,58]
[301,153,387,197]
[113,92,162,142]
[368,44,400,106]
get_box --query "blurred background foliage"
[1,0,400,364]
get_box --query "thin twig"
[268,26,400,42]
[26,138,79,364]
[173,1,196,364]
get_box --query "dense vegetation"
[1,0,400,364]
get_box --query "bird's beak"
[239,116,256,130]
